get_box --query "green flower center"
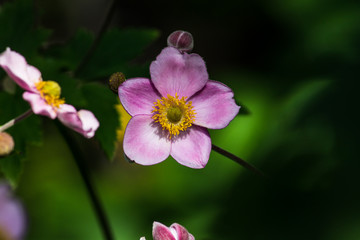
[152,93,196,138]
[35,80,65,108]
[166,107,182,123]
[38,81,61,97]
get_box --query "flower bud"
[0,132,15,157]
[167,30,194,53]
[109,72,126,94]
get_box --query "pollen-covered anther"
[152,93,196,138]
[35,80,65,108]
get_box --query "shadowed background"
[1,0,359,239]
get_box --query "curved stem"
[74,0,118,76]
[58,123,114,240]
[66,1,118,239]
[0,109,33,132]
[212,144,264,177]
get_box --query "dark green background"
[1,0,359,239]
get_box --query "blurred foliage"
[0,90,42,186]
[0,0,359,239]
[0,0,51,57]
[0,0,159,184]
[81,83,119,159]
[46,28,159,80]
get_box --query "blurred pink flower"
[0,183,26,240]
[119,47,240,168]
[57,104,99,138]
[140,222,195,240]
[0,48,99,138]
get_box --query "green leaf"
[45,28,159,80]
[29,56,88,107]
[0,154,23,187]
[77,28,159,79]
[0,0,51,56]
[0,91,43,186]
[304,9,360,59]
[45,29,94,71]
[0,0,49,184]
[58,74,87,107]
[279,79,332,126]
[81,83,119,160]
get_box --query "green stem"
[212,144,264,177]
[0,109,33,132]
[67,1,118,239]
[74,0,118,76]
[58,123,114,240]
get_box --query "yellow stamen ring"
[152,93,196,138]
[35,80,65,108]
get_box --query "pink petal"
[118,78,161,116]
[57,103,77,113]
[123,115,171,165]
[189,80,240,129]
[170,223,191,240]
[153,222,177,240]
[0,47,41,92]
[77,110,100,138]
[22,92,57,119]
[57,105,99,138]
[150,47,208,99]
[170,125,211,169]
[0,184,26,240]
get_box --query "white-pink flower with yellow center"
[119,47,240,168]
[0,48,99,138]
[140,222,195,240]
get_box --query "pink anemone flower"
[0,183,26,240]
[140,221,195,240]
[0,48,99,138]
[119,47,240,168]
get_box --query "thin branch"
[60,2,119,239]
[57,123,114,240]
[212,144,265,177]
[0,109,33,132]
[74,0,118,76]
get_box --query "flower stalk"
[0,109,33,132]
[211,144,264,177]
[57,123,114,240]
[74,0,118,76]
[57,1,118,239]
